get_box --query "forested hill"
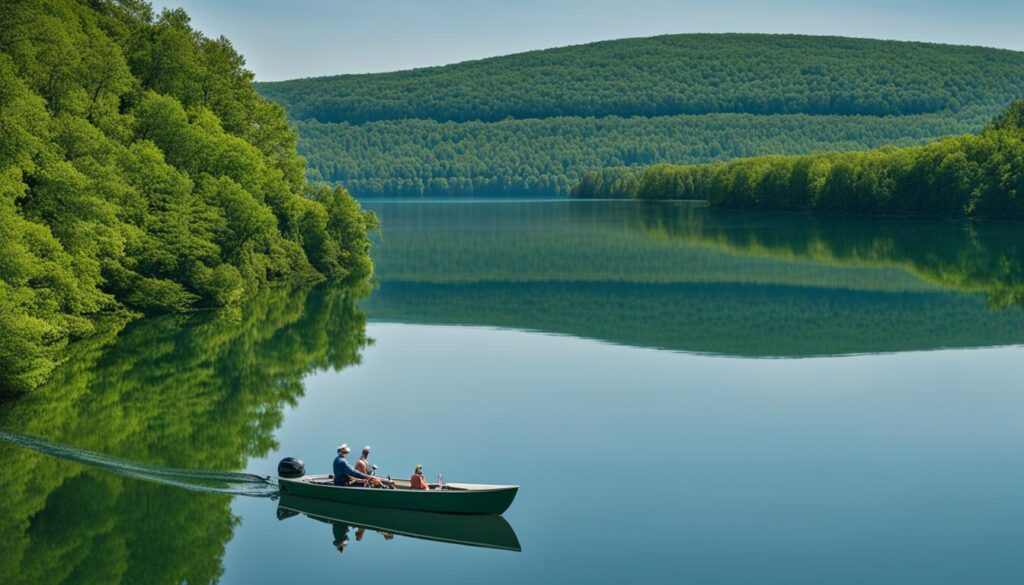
[0,0,377,394]
[256,35,1024,197]
[574,100,1024,221]
[258,34,1024,123]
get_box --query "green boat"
[278,494,521,552]
[277,474,518,515]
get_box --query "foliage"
[256,34,1024,197]
[258,34,1024,124]
[574,101,1024,220]
[294,110,985,197]
[0,0,377,394]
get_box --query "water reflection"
[631,201,1024,309]
[360,200,1024,356]
[0,283,372,585]
[2,200,1020,584]
[277,495,521,553]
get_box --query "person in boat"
[332,522,350,555]
[356,527,394,542]
[410,464,429,490]
[334,444,383,487]
[355,446,372,475]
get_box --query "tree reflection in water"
[0,283,372,585]
[361,201,1024,357]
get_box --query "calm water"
[2,200,1023,584]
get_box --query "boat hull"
[277,476,518,515]
[278,494,521,551]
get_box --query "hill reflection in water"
[360,200,1024,356]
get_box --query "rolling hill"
[256,34,1024,197]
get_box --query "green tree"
[0,1,377,394]
[575,100,1024,221]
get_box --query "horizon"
[257,32,1024,83]
[153,0,1024,82]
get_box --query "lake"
[2,200,1023,584]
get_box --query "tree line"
[575,101,1024,221]
[0,0,378,394]
[296,110,984,197]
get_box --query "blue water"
[2,200,1023,584]
[226,325,1024,584]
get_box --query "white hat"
[362,445,371,452]
[337,443,350,453]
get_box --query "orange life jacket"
[410,473,428,490]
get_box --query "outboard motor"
[278,457,305,478]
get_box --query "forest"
[258,34,1024,124]
[0,0,378,395]
[296,111,983,197]
[257,34,1024,197]
[574,100,1024,220]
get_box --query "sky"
[152,0,1024,81]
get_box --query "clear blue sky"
[153,0,1024,81]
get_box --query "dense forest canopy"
[256,34,1024,197]
[258,34,1024,123]
[295,111,984,197]
[0,0,378,395]
[574,100,1024,220]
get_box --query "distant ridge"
[274,33,1018,81]
[256,34,1024,197]
[258,34,1024,124]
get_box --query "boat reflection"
[277,494,521,552]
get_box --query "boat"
[277,493,521,552]
[277,474,518,515]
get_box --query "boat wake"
[0,431,279,497]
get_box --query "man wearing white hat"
[333,444,382,487]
